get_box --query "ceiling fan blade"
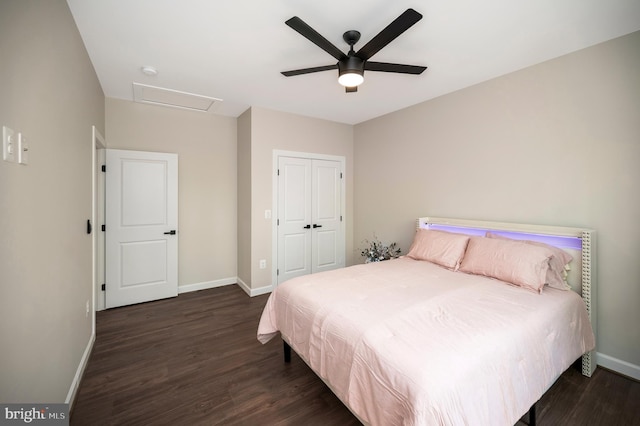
[345,86,358,93]
[365,61,427,74]
[285,16,347,61]
[281,64,338,77]
[355,8,422,61]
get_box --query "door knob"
[313,224,322,228]
[164,230,176,235]
[303,224,311,229]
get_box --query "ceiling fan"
[281,8,427,93]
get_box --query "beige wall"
[242,107,354,290]
[354,32,640,371]
[237,110,252,286]
[105,98,237,290]
[0,0,105,402]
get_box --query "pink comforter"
[257,257,595,426]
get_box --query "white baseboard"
[596,352,640,381]
[178,277,237,294]
[66,331,95,409]
[178,277,272,297]
[236,277,251,295]
[237,277,273,297]
[250,284,273,297]
[96,278,239,310]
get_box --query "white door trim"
[271,150,346,290]
[95,147,106,311]
[91,126,105,317]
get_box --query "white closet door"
[277,156,343,284]
[277,157,312,284]
[311,159,342,274]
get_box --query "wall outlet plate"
[3,126,15,162]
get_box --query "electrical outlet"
[3,126,15,162]
[259,259,266,269]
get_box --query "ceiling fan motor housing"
[338,55,365,87]
[339,55,364,75]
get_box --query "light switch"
[265,209,272,219]
[18,133,29,165]
[2,126,15,162]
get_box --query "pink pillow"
[459,237,554,293]
[406,229,470,270]
[486,232,572,290]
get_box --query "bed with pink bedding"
[257,217,596,426]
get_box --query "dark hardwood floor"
[71,285,639,426]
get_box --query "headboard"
[417,216,597,377]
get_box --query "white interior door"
[277,156,343,284]
[105,149,178,308]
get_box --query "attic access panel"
[132,83,222,112]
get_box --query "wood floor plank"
[71,285,639,425]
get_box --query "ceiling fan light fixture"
[338,56,364,87]
[338,72,364,87]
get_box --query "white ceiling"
[67,0,640,125]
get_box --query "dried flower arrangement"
[360,235,401,263]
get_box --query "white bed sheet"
[257,257,595,426]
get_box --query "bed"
[257,216,596,425]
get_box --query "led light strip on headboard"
[416,216,597,377]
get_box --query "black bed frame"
[283,340,291,363]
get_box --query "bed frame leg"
[283,341,291,363]
[528,403,536,426]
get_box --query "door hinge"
[277,169,280,176]
[277,219,279,226]
[340,215,343,222]
[101,165,106,172]
[340,172,343,179]
[277,269,279,276]
[101,224,105,232]
[101,284,105,291]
